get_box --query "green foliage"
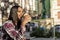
[30,27,60,38]
[30,27,52,38]
[30,27,44,37]
[55,32,60,38]
[41,0,50,19]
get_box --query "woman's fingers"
[24,15,31,21]
[21,14,31,26]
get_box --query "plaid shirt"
[3,20,19,38]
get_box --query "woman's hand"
[20,14,31,35]
[21,14,31,26]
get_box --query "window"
[58,11,60,19]
[57,0,60,6]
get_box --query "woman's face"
[17,7,23,19]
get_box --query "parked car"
[55,25,60,33]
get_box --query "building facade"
[50,0,60,25]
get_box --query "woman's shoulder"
[3,20,12,25]
[3,20,15,29]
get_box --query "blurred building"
[0,0,42,23]
[50,0,60,25]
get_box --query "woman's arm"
[21,14,31,34]
[3,21,19,38]
[21,14,31,26]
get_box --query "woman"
[2,5,31,40]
